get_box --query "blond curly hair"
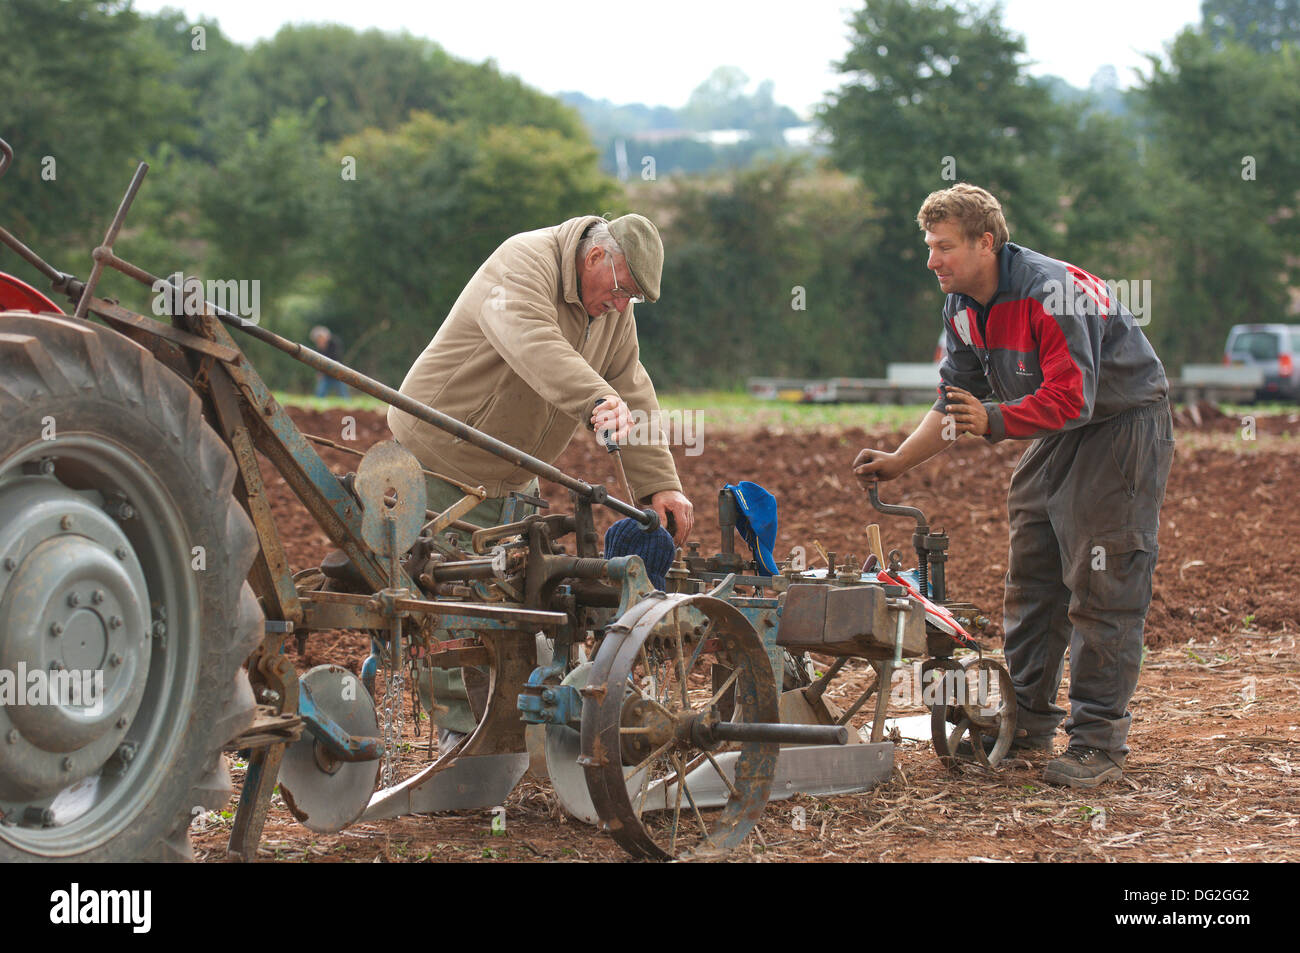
[916,183,1010,252]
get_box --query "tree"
[682,67,752,130]
[0,0,192,271]
[681,68,802,138]
[1057,111,1155,279]
[314,113,617,385]
[1136,25,1300,367]
[229,25,586,145]
[1203,0,1300,52]
[633,159,881,388]
[819,0,1069,359]
[198,110,326,298]
[141,10,251,164]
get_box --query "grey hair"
[577,221,625,263]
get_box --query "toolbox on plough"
[0,140,1015,861]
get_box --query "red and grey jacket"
[932,242,1168,442]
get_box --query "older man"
[854,184,1173,789]
[389,213,692,538]
[387,213,694,744]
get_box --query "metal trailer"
[0,143,1016,862]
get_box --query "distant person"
[853,183,1173,789]
[309,325,347,398]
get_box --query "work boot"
[1043,745,1126,789]
[954,729,1054,759]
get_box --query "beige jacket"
[387,216,682,500]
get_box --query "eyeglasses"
[609,257,645,305]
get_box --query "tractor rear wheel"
[0,312,261,861]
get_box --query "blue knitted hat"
[604,518,675,589]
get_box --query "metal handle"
[867,482,928,531]
[593,397,619,454]
[867,482,932,597]
[593,397,656,531]
[74,161,149,320]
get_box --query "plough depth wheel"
[580,593,779,860]
[928,655,1017,769]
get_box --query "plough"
[0,140,1015,861]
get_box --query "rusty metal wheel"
[930,655,1017,769]
[580,592,778,860]
[927,657,964,768]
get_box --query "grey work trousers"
[1001,396,1174,753]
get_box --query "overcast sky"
[130,0,1205,116]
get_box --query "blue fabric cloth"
[604,517,675,589]
[724,481,779,575]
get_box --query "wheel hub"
[311,741,342,776]
[619,695,676,763]
[0,477,150,800]
[280,666,381,834]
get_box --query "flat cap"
[608,213,663,303]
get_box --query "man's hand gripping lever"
[592,397,665,536]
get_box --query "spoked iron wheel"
[929,655,1017,769]
[581,593,779,860]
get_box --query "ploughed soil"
[193,403,1300,863]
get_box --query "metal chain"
[392,657,405,780]
[381,631,407,789]
[381,643,395,788]
[381,514,405,788]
